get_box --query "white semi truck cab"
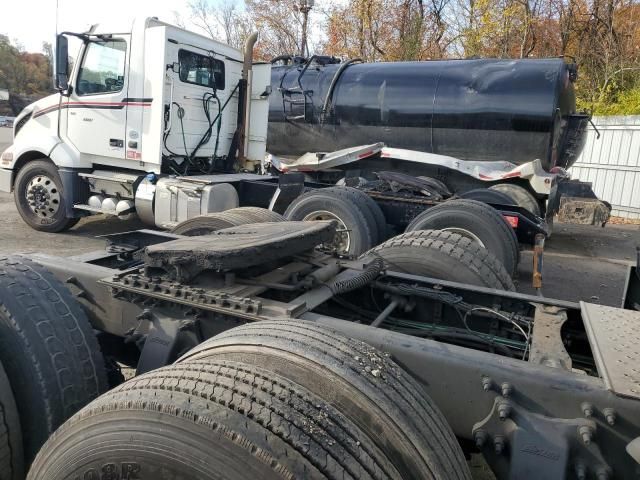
[0,17,271,232]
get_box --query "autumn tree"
[185,0,325,60]
[188,0,253,49]
[323,0,455,61]
[0,36,52,95]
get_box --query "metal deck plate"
[581,302,640,399]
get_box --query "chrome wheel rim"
[441,227,485,248]
[25,174,60,218]
[303,210,350,253]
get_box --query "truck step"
[74,203,132,217]
[581,302,640,400]
[78,171,139,184]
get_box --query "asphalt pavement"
[1,126,638,306]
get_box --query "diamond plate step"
[581,302,640,399]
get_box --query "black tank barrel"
[268,58,587,170]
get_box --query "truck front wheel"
[13,160,80,233]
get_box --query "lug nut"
[603,408,616,426]
[575,463,587,480]
[578,425,594,445]
[581,402,594,418]
[493,435,505,455]
[474,429,487,448]
[596,467,610,480]
[497,401,511,421]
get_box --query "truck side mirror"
[54,34,69,91]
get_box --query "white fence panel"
[569,116,640,219]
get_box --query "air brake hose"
[326,257,384,295]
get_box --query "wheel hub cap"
[26,175,60,218]
[441,227,485,248]
[302,210,351,254]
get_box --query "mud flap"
[622,250,640,310]
[557,197,611,226]
[58,167,90,219]
[547,179,611,226]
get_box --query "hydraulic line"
[326,257,384,295]
[162,81,240,174]
[320,58,362,124]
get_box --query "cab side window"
[76,39,127,96]
[178,50,225,90]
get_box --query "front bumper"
[0,168,12,193]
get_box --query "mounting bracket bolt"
[578,425,594,445]
[473,429,487,449]
[497,401,511,421]
[603,408,616,426]
[581,402,594,418]
[481,376,492,392]
[501,382,513,398]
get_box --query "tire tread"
[180,321,472,480]
[369,229,515,290]
[0,255,107,462]
[30,359,401,480]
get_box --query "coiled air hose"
[326,257,384,295]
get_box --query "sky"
[1,0,331,55]
[1,0,194,53]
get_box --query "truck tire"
[284,188,376,256]
[179,321,472,480]
[0,256,108,464]
[340,187,388,243]
[417,176,452,197]
[0,360,23,480]
[170,208,284,236]
[489,183,542,217]
[336,176,368,187]
[459,188,515,205]
[28,359,403,480]
[319,186,386,244]
[405,199,520,276]
[170,214,237,235]
[298,187,380,246]
[363,230,515,291]
[225,206,285,224]
[13,160,80,233]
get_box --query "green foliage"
[0,36,53,97]
[578,86,640,115]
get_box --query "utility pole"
[298,0,314,57]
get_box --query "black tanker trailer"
[268,56,588,171]
[266,56,609,225]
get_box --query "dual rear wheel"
[28,321,472,480]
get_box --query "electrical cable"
[464,306,529,341]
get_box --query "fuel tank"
[268,57,588,170]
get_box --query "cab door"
[66,37,129,160]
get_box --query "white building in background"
[570,116,640,220]
[0,89,8,101]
